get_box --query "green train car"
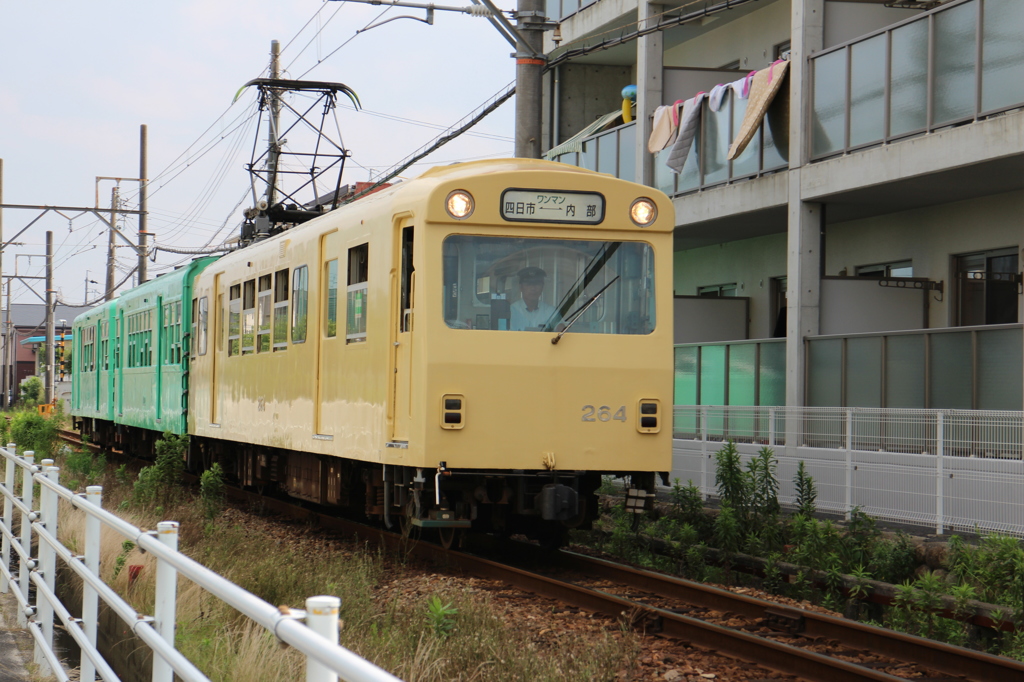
[71,256,219,453]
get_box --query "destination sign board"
[500,189,605,225]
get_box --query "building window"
[771,276,787,338]
[698,283,737,297]
[956,248,1019,326]
[719,60,741,70]
[291,266,309,344]
[774,40,791,61]
[856,261,913,278]
[273,269,289,351]
[347,244,368,343]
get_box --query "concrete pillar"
[785,0,825,413]
[635,0,663,187]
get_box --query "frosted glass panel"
[977,328,1023,410]
[850,34,886,147]
[890,20,928,136]
[845,337,882,407]
[674,346,698,405]
[929,332,972,409]
[808,339,842,407]
[812,49,847,157]
[617,124,636,182]
[933,3,978,125]
[728,344,757,406]
[701,101,730,184]
[759,341,786,407]
[579,139,595,170]
[762,92,789,170]
[981,0,1024,112]
[730,94,760,177]
[675,135,701,193]
[700,345,727,406]
[596,131,618,176]
[885,335,925,408]
[561,0,578,17]
[655,149,676,195]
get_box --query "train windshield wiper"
[551,276,619,345]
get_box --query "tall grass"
[56,465,636,681]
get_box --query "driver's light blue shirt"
[510,299,557,331]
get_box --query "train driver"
[510,266,557,331]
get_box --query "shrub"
[132,432,187,507]
[793,461,817,517]
[19,377,43,407]
[9,409,61,457]
[199,463,225,520]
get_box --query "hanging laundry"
[730,74,751,100]
[708,83,729,112]
[727,60,789,161]
[648,105,678,153]
[666,92,707,174]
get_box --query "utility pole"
[0,157,5,408]
[45,231,54,405]
[139,125,149,284]
[105,186,119,301]
[253,40,283,242]
[514,0,546,159]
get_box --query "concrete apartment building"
[541,0,1024,412]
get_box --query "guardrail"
[0,443,401,682]
[672,406,1024,536]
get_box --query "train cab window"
[273,269,289,351]
[242,280,256,355]
[292,265,309,344]
[257,274,272,352]
[324,260,339,338]
[442,235,656,335]
[347,244,368,343]
[228,284,242,356]
[197,297,209,356]
[400,227,414,332]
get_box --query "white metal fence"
[0,443,401,682]
[672,406,1024,536]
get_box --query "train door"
[391,225,414,442]
[315,231,341,436]
[155,296,163,421]
[210,274,222,425]
[115,312,123,417]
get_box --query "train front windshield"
[442,236,655,334]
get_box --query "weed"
[111,540,136,580]
[793,461,817,517]
[714,441,748,517]
[425,596,458,638]
[199,463,225,520]
[132,432,186,507]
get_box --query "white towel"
[666,93,706,173]
[729,75,750,100]
[647,105,678,153]
[708,83,729,112]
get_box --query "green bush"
[19,377,43,407]
[199,463,225,520]
[9,410,61,457]
[132,432,187,507]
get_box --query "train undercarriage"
[76,417,659,548]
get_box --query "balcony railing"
[810,0,1024,160]
[550,121,637,183]
[654,86,788,196]
[550,85,788,195]
[545,0,597,21]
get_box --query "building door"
[316,231,341,436]
[391,226,414,442]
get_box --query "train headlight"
[629,198,657,227]
[445,190,475,220]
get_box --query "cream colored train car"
[188,158,674,545]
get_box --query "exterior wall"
[553,63,635,145]
[663,0,791,71]
[825,190,1024,328]
[673,232,787,339]
[822,1,921,49]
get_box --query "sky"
[1,0,517,309]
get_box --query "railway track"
[58,429,1024,682]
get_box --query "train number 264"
[581,405,627,422]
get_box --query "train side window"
[347,244,368,343]
[292,265,309,343]
[100,321,108,371]
[273,269,289,351]
[242,279,256,355]
[191,298,198,358]
[257,274,272,352]
[324,259,339,338]
[228,284,241,356]
[198,297,209,356]
[400,227,414,332]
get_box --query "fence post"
[768,408,776,447]
[153,521,180,682]
[1,443,15,594]
[305,595,342,682]
[34,461,59,676]
[700,407,708,499]
[81,486,103,682]
[17,451,34,628]
[845,410,853,521]
[936,412,945,535]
